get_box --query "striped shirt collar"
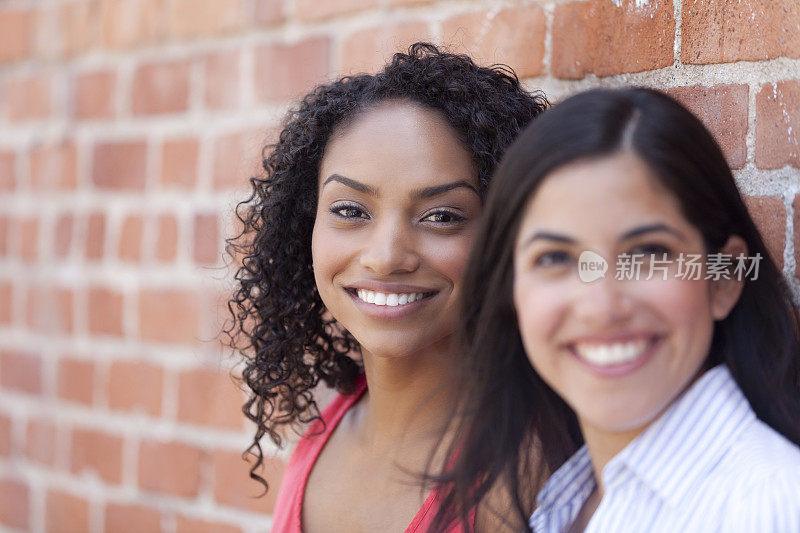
[537,364,756,511]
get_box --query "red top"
[271,373,471,532]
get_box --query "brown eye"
[330,203,368,219]
[535,251,573,267]
[421,210,465,225]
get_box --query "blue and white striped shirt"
[530,365,800,532]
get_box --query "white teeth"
[354,290,430,306]
[574,340,649,366]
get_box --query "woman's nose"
[572,274,635,328]
[359,219,420,275]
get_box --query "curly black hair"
[225,42,549,491]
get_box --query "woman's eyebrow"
[322,174,376,195]
[411,180,479,199]
[621,223,684,240]
[520,231,576,250]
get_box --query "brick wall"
[0,0,798,531]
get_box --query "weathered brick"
[552,0,674,79]
[138,440,203,497]
[667,84,749,169]
[212,449,284,513]
[0,9,33,63]
[204,50,241,110]
[0,414,12,456]
[255,38,331,102]
[254,0,284,26]
[87,287,124,337]
[0,216,8,257]
[138,289,200,343]
[100,0,161,49]
[26,417,56,466]
[46,490,90,533]
[178,368,244,430]
[119,215,144,262]
[154,214,179,262]
[132,60,191,116]
[30,141,78,190]
[19,217,40,263]
[26,286,74,335]
[70,428,123,484]
[0,282,11,324]
[53,212,74,259]
[161,138,199,188]
[340,22,431,74]
[743,196,786,269]
[108,360,163,416]
[7,73,51,122]
[176,516,242,533]
[57,358,94,405]
[0,479,29,530]
[85,212,106,261]
[0,150,15,190]
[295,0,377,22]
[212,130,264,190]
[756,81,800,169]
[1,351,42,395]
[58,1,99,57]
[168,0,246,39]
[442,6,546,78]
[92,141,147,190]
[105,503,163,532]
[193,213,219,265]
[74,70,116,120]
[682,0,800,64]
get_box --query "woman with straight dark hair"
[226,43,548,532]
[430,87,800,532]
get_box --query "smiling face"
[512,152,744,443]
[311,100,480,359]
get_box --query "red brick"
[88,287,124,336]
[132,60,191,116]
[138,289,200,343]
[178,368,244,430]
[442,7,546,78]
[254,0,284,26]
[0,151,15,190]
[756,81,800,170]
[58,1,100,57]
[7,73,51,122]
[26,417,56,466]
[0,479,29,529]
[105,503,163,532]
[255,38,331,102]
[154,214,179,262]
[108,360,163,416]
[70,428,123,484]
[26,286,74,335]
[212,130,263,190]
[54,213,75,258]
[100,0,161,49]
[295,0,377,22]
[161,138,199,188]
[177,516,242,533]
[0,282,11,324]
[0,415,12,456]
[193,213,219,265]
[19,217,39,263]
[57,358,94,405]
[30,141,78,190]
[682,0,800,64]
[85,212,106,260]
[46,490,90,533]
[74,70,116,120]
[92,141,147,190]
[340,22,431,75]
[1,351,42,395]
[168,0,246,39]
[0,216,8,257]
[552,0,674,79]
[667,84,749,169]
[138,440,203,497]
[743,196,785,269]
[212,449,284,513]
[204,50,241,110]
[0,9,33,63]
[119,215,144,262]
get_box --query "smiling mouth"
[570,336,660,367]
[347,288,437,307]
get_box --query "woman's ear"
[710,235,748,321]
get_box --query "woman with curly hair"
[226,42,548,532]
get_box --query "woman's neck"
[580,422,646,498]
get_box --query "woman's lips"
[567,335,662,377]
[345,287,438,319]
